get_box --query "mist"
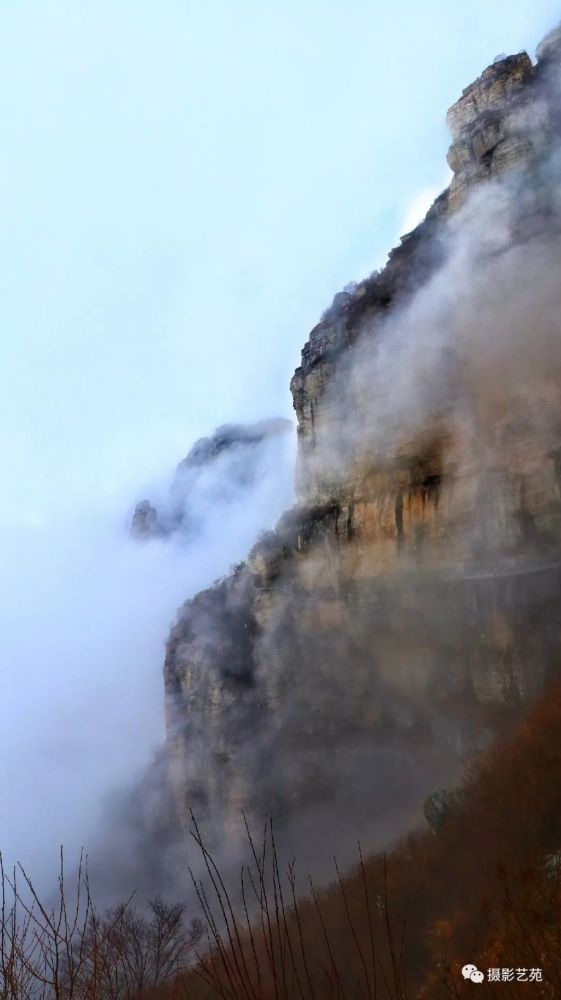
[1,0,560,909]
[0,427,295,893]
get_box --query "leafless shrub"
[185,811,407,1000]
[0,848,201,999]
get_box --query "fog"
[0,0,559,899]
[0,427,295,892]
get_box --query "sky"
[0,0,559,521]
[0,0,560,885]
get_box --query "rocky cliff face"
[164,26,561,856]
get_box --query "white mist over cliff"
[0,0,559,894]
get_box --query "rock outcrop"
[131,418,292,540]
[163,27,561,854]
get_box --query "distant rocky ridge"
[131,418,292,540]
[163,24,561,858]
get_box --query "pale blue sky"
[0,0,558,519]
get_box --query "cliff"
[164,25,561,854]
